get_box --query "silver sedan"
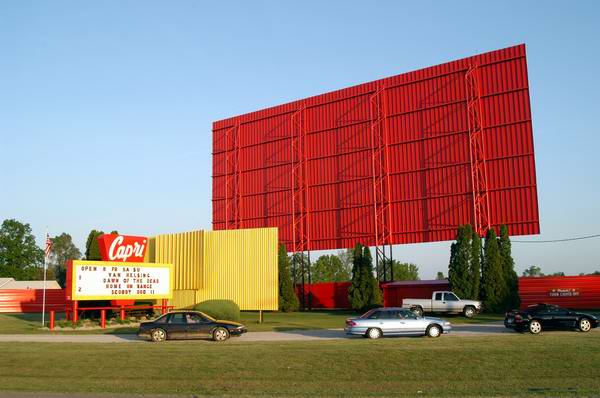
[344,307,452,339]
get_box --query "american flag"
[45,234,52,258]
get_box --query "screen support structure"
[225,122,242,229]
[466,64,491,237]
[370,85,394,281]
[291,106,312,309]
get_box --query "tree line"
[278,243,386,312]
[0,219,117,287]
[447,224,519,312]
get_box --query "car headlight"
[444,321,451,326]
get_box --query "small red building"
[382,280,451,307]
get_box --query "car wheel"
[151,328,167,342]
[529,320,542,334]
[426,324,441,338]
[212,327,230,341]
[578,318,592,332]
[412,307,423,317]
[463,306,476,318]
[366,328,382,339]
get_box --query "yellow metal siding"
[171,289,197,309]
[153,231,204,290]
[144,237,156,263]
[147,228,278,311]
[198,228,278,311]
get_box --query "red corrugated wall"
[295,282,351,309]
[0,289,66,313]
[213,44,539,251]
[519,276,600,309]
[295,281,451,309]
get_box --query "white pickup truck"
[402,291,482,318]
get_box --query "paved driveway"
[2,322,590,343]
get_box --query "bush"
[193,300,240,321]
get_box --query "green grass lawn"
[0,310,504,334]
[0,333,598,397]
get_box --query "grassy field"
[0,333,598,396]
[0,311,504,334]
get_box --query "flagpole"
[42,227,48,327]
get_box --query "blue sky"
[1,1,599,278]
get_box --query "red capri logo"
[97,234,148,262]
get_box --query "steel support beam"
[369,85,394,281]
[224,122,242,229]
[291,107,312,309]
[466,64,491,237]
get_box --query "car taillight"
[347,321,357,326]
[515,314,522,322]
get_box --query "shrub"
[348,243,382,312]
[193,300,240,321]
[278,244,299,312]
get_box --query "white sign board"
[70,260,173,300]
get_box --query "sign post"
[42,230,52,326]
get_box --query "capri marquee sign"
[68,260,173,301]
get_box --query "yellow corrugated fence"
[145,227,278,311]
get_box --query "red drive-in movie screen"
[213,44,539,251]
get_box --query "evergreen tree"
[363,249,383,308]
[469,229,482,300]
[436,271,446,280]
[481,229,505,312]
[84,230,104,260]
[348,244,367,311]
[48,233,82,287]
[448,225,472,298]
[278,244,299,312]
[499,225,520,309]
[348,244,382,312]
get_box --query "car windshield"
[360,309,377,319]
[153,314,168,323]
[197,311,216,322]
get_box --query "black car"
[504,303,598,334]
[138,311,247,342]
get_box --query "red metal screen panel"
[519,276,600,310]
[213,44,539,251]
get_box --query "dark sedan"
[138,311,247,342]
[505,303,598,334]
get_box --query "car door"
[432,292,445,312]
[185,313,213,338]
[165,313,188,339]
[532,306,556,329]
[377,310,403,334]
[397,309,425,334]
[550,307,576,329]
[443,292,462,312]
